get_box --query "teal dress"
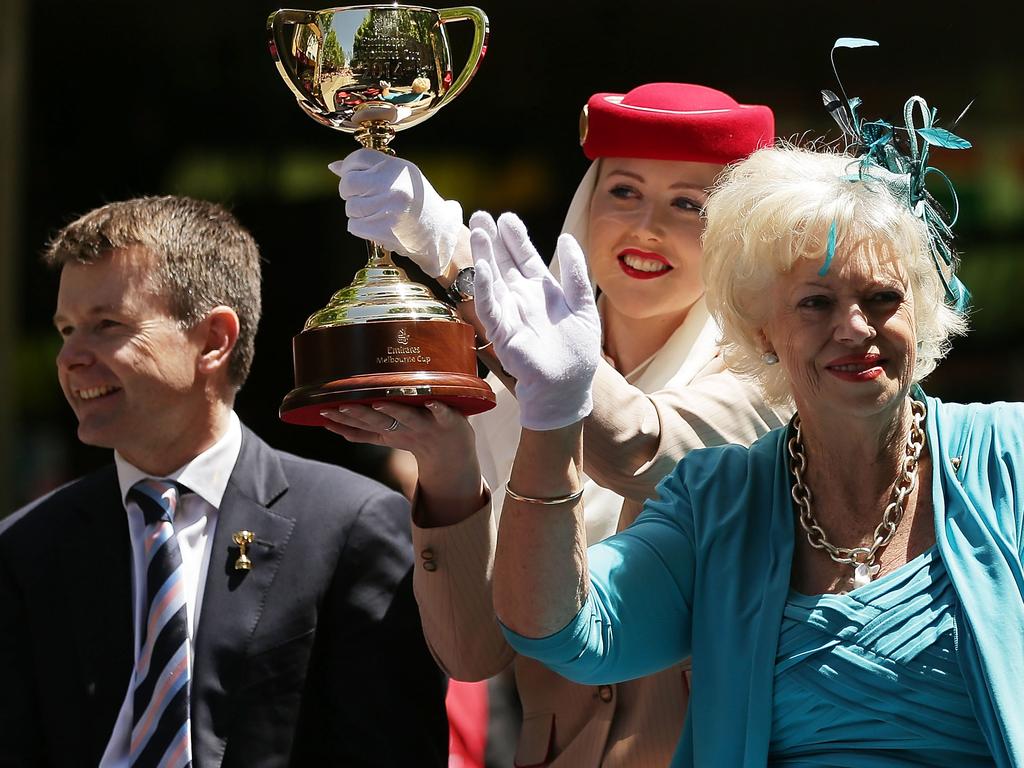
[501,397,1024,767]
[770,546,992,766]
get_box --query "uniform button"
[422,560,438,572]
[421,548,435,560]
[598,685,613,702]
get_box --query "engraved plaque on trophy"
[268,4,495,426]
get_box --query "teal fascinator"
[821,37,972,314]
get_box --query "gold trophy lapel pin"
[232,530,256,571]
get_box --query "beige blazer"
[413,356,791,767]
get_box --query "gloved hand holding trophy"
[267,4,495,426]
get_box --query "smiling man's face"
[53,246,207,468]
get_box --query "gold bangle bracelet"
[474,339,494,352]
[504,482,584,506]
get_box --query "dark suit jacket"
[0,426,448,767]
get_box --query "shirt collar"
[115,411,243,510]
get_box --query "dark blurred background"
[3,0,1023,514]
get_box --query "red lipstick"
[824,353,886,382]
[617,248,672,280]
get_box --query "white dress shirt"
[99,411,242,767]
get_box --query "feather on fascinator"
[822,37,972,313]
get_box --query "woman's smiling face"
[586,157,723,327]
[759,241,917,421]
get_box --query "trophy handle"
[435,7,489,110]
[267,9,334,122]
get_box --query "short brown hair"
[44,195,262,389]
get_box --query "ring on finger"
[384,416,401,432]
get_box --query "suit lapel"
[66,468,134,764]
[190,427,294,768]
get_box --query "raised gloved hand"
[470,211,601,431]
[329,148,463,278]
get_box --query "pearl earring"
[761,351,779,365]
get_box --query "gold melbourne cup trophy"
[268,4,495,426]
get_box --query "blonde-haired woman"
[324,83,790,766]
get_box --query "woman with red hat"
[323,82,791,766]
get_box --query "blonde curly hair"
[702,143,968,407]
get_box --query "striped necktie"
[128,479,193,768]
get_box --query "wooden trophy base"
[280,318,496,427]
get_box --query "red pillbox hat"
[581,83,775,164]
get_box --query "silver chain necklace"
[787,399,927,589]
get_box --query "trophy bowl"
[268,4,495,426]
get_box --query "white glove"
[470,211,601,431]
[328,148,463,278]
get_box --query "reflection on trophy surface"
[268,4,495,426]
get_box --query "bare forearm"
[414,423,487,529]
[415,468,487,529]
[493,422,588,638]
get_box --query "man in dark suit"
[0,196,447,767]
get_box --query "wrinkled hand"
[320,401,474,475]
[470,211,601,431]
[329,148,463,278]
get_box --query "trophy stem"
[366,240,395,269]
[355,119,397,153]
[355,119,397,270]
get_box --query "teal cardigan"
[502,396,1024,767]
